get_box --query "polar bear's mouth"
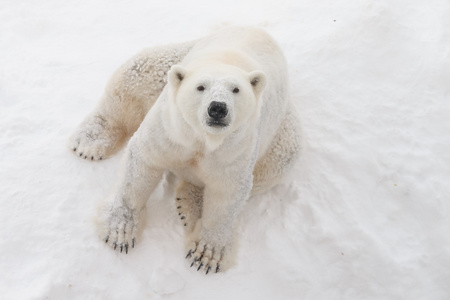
[206,119,229,127]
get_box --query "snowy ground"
[1,0,450,299]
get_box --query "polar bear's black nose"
[208,101,228,119]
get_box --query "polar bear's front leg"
[185,175,252,274]
[98,145,163,252]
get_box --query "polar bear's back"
[184,27,287,74]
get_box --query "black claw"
[190,257,198,268]
[186,250,193,259]
[178,212,181,215]
[100,157,103,160]
[206,266,211,275]
[120,244,123,253]
[113,242,117,250]
[132,238,135,248]
[105,235,109,243]
[216,265,220,273]
[73,148,76,151]
[91,156,94,160]
[79,153,83,157]
[125,243,129,254]
[84,155,87,159]
[177,206,181,209]
[181,216,185,220]
[197,263,203,271]
[184,223,187,226]
[176,198,181,201]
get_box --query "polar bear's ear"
[248,70,266,97]
[168,65,187,88]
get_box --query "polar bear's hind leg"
[69,41,196,160]
[175,181,203,232]
[252,108,301,194]
[70,113,126,160]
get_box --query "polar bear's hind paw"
[176,197,199,231]
[69,114,125,161]
[174,182,203,232]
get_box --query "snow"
[1,0,449,299]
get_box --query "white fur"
[70,27,301,272]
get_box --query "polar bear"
[69,27,300,274]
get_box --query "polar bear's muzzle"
[207,101,229,127]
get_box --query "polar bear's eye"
[197,85,205,91]
[233,87,239,93]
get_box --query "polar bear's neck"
[203,132,226,153]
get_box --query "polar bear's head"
[168,64,266,138]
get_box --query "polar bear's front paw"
[70,114,124,161]
[102,206,138,254]
[185,240,224,274]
